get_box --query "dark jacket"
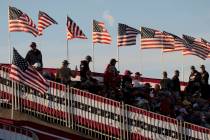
[80,60,90,82]
[25,49,43,68]
[172,75,181,92]
[201,70,209,85]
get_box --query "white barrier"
[0,65,210,140]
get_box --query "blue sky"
[0,0,210,81]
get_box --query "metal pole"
[117,46,120,71]
[92,43,95,72]
[8,0,12,64]
[67,40,69,61]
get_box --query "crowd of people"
[25,42,210,128]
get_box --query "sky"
[0,0,210,81]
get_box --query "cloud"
[103,10,115,26]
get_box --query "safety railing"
[0,120,38,140]
[0,65,210,140]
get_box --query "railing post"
[120,101,126,140]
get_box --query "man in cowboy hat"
[25,42,43,72]
[56,60,77,85]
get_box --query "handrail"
[0,64,209,140]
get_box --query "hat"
[175,70,180,73]
[191,65,195,70]
[85,55,92,62]
[30,42,36,48]
[110,58,118,64]
[200,65,205,68]
[62,60,69,65]
[124,70,132,75]
[135,72,142,76]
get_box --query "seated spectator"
[56,60,77,86]
[160,71,172,91]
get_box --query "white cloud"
[103,10,115,26]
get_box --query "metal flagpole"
[8,0,14,120]
[92,43,95,72]
[182,55,185,82]
[67,40,69,61]
[8,1,11,63]
[117,46,120,70]
[92,20,95,72]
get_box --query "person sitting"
[25,42,43,73]
[160,71,172,91]
[56,60,77,86]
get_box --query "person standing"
[56,60,77,85]
[25,42,43,72]
[172,70,181,93]
[200,65,209,98]
[104,58,120,95]
[160,71,172,91]
[80,55,92,83]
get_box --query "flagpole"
[92,43,95,72]
[8,0,14,120]
[92,20,95,72]
[8,1,12,64]
[67,40,69,61]
[117,46,120,70]
[181,55,185,82]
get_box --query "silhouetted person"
[80,55,92,83]
[200,65,209,98]
[160,71,172,91]
[25,42,43,72]
[172,70,181,93]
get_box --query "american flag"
[9,6,38,37]
[200,38,210,58]
[37,11,57,36]
[162,31,187,52]
[117,23,141,47]
[92,20,112,44]
[66,16,87,40]
[182,35,209,60]
[141,27,173,49]
[9,48,49,94]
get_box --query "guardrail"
[0,65,209,140]
[0,119,38,140]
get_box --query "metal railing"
[0,121,38,140]
[0,65,210,140]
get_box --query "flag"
[38,11,57,35]
[162,31,187,52]
[9,48,49,94]
[182,35,209,60]
[9,6,38,37]
[66,16,87,40]
[92,20,112,44]
[141,27,173,49]
[117,23,140,47]
[200,38,210,58]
